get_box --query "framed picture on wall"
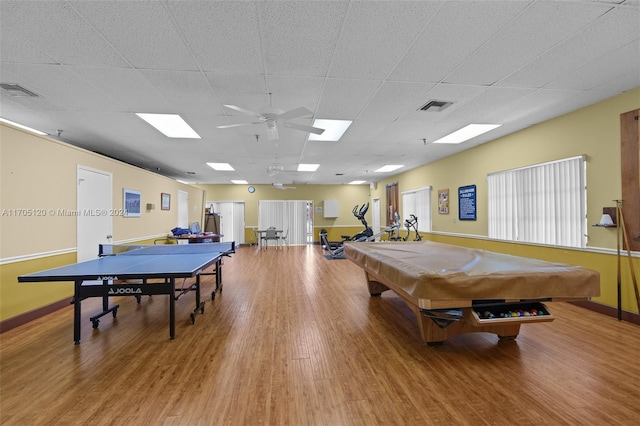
[161,193,171,211]
[123,188,141,217]
[438,189,449,214]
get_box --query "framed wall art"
[123,188,141,217]
[161,193,171,211]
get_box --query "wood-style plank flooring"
[1,245,639,425]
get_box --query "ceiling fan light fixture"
[308,119,352,142]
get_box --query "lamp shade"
[599,214,614,226]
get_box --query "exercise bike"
[402,214,422,241]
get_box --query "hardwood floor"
[1,245,639,425]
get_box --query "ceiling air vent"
[418,100,452,112]
[0,83,39,97]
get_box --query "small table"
[256,229,283,250]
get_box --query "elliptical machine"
[341,203,374,242]
[322,203,378,259]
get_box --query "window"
[401,186,432,232]
[487,156,586,248]
[258,200,310,245]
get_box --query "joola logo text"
[108,287,143,295]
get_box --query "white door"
[177,190,189,228]
[372,197,381,241]
[77,166,113,262]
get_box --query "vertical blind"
[209,201,245,244]
[487,155,586,248]
[258,200,309,245]
[401,186,432,232]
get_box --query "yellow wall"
[0,124,204,320]
[195,183,372,243]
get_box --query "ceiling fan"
[216,94,325,140]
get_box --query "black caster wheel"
[190,313,196,324]
[92,319,100,329]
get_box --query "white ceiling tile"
[70,1,198,71]
[498,6,640,88]
[142,70,225,115]
[445,1,613,85]
[316,78,381,119]
[1,1,129,68]
[329,1,440,80]
[359,81,434,120]
[258,1,348,77]
[166,1,264,74]
[389,1,528,83]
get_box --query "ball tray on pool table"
[470,301,554,325]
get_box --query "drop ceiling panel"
[329,1,440,80]
[0,32,58,65]
[389,1,528,83]
[359,81,434,120]
[546,42,640,90]
[445,1,612,85]
[258,1,347,77]
[73,68,174,113]
[71,1,198,71]
[141,70,225,115]
[166,1,263,74]
[1,63,124,112]
[315,78,381,119]
[1,1,129,68]
[498,6,640,89]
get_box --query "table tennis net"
[99,242,235,256]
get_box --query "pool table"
[344,241,600,345]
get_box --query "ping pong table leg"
[74,280,82,345]
[170,278,175,339]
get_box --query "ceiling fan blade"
[277,106,313,121]
[216,122,263,129]
[223,104,263,119]
[282,122,325,135]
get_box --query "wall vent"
[0,83,39,97]
[418,100,452,112]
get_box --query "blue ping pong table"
[18,242,235,344]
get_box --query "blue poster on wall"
[458,185,476,221]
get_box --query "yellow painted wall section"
[1,124,205,321]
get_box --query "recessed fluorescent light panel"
[206,162,235,171]
[231,180,248,184]
[433,124,501,144]
[375,165,404,173]
[349,180,366,185]
[0,117,47,135]
[297,164,319,172]
[136,113,200,138]
[308,119,352,142]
